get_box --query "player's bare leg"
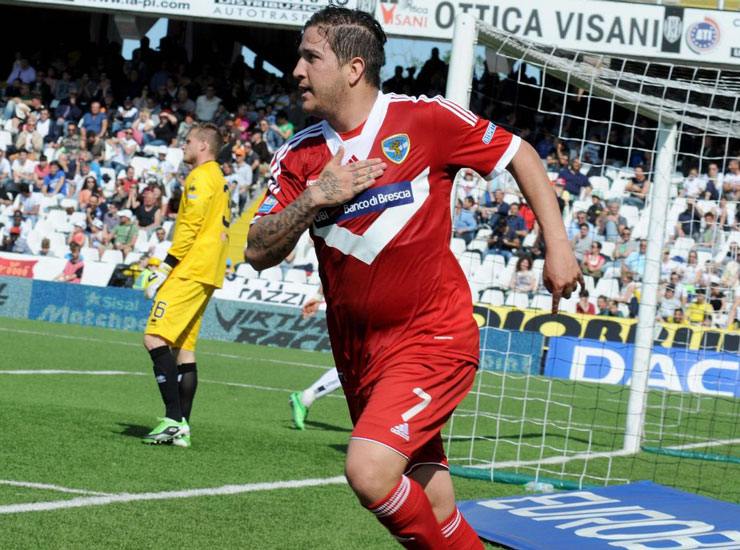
[345,439,448,549]
[410,465,484,549]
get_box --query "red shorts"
[346,358,477,472]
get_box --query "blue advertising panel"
[459,481,740,549]
[0,277,33,320]
[545,336,740,398]
[480,327,544,375]
[28,280,151,332]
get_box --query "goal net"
[445,15,740,502]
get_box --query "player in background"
[288,285,342,430]
[141,122,231,447]
[246,7,581,548]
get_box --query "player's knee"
[345,456,398,506]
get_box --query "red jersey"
[255,93,520,388]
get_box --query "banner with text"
[376,0,739,65]
[13,0,359,29]
[544,335,740,398]
[459,481,740,549]
[473,304,740,354]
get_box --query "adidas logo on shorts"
[390,422,410,441]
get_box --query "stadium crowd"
[0,41,738,329]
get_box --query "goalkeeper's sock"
[177,362,198,422]
[368,475,447,549]
[302,368,341,407]
[439,508,484,550]
[149,346,182,421]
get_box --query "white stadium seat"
[101,249,124,264]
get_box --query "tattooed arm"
[245,147,386,271]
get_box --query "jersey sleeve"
[431,96,521,180]
[252,146,307,222]
[168,171,215,260]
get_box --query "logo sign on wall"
[459,481,740,549]
[661,6,683,54]
[686,17,720,54]
[544,336,740,398]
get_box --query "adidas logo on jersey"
[390,422,410,441]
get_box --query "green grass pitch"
[0,317,520,549]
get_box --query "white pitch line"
[0,476,347,515]
[0,369,344,399]
[0,480,112,496]
[663,438,740,451]
[0,370,145,376]
[0,326,333,371]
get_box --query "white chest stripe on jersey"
[312,167,431,265]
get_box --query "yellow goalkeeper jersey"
[168,160,231,287]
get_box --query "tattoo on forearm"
[248,191,318,264]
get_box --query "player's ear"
[346,56,366,87]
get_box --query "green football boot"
[289,392,309,430]
[142,417,188,445]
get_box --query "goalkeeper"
[140,122,231,447]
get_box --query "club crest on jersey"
[381,134,410,164]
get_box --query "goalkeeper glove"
[144,263,172,299]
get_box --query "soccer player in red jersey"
[246,7,582,548]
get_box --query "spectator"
[680,250,701,286]
[68,220,87,247]
[596,294,609,315]
[112,97,139,133]
[703,162,722,201]
[274,110,295,141]
[55,243,85,283]
[558,158,591,200]
[508,256,537,296]
[567,210,595,240]
[624,239,647,278]
[0,149,11,197]
[195,85,221,122]
[480,189,509,228]
[453,198,477,245]
[603,200,627,242]
[79,101,108,154]
[32,155,50,190]
[671,308,687,325]
[259,118,285,154]
[42,161,69,198]
[56,122,83,158]
[582,241,606,281]
[707,283,725,314]
[88,218,108,256]
[129,188,162,235]
[15,183,41,223]
[586,191,604,225]
[668,271,688,304]
[38,237,53,257]
[727,296,740,330]
[131,109,156,145]
[681,167,704,198]
[696,212,723,253]
[571,223,593,262]
[7,58,36,84]
[675,198,702,240]
[111,208,137,256]
[518,198,535,231]
[623,165,650,208]
[606,299,623,318]
[14,119,43,155]
[658,285,682,321]
[108,130,138,173]
[149,109,178,146]
[576,289,596,315]
[722,158,739,201]
[54,89,83,132]
[11,149,35,192]
[686,289,713,325]
[616,272,639,318]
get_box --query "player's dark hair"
[304,6,386,89]
[190,122,221,157]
